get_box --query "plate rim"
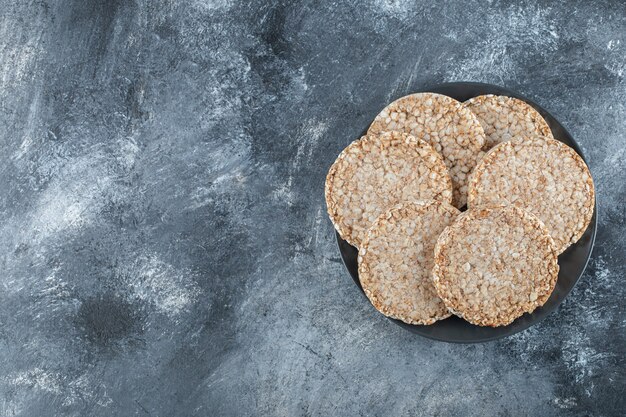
[335,81,598,343]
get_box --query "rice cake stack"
[325,90,595,329]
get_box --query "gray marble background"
[0,1,624,416]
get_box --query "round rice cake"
[467,136,595,254]
[433,205,559,327]
[463,94,553,150]
[325,131,452,248]
[368,92,486,208]
[358,200,460,325]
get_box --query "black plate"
[336,82,597,343]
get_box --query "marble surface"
[0,1,624,416]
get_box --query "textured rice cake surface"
[358,200,460,325]
[368,93,486,208]
[433,205,559,327]
[468,136,595,254]
[325,131,452,248]
[464,94,553,150]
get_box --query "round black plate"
[336,82,597,343]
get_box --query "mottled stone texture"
[0,1,624,416]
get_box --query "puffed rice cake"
[467,136,595,254]
[368,92,486,208]
[325,131,452,248]
[358,200,460,325]
[463,94,553,150]
[433,205,559,327]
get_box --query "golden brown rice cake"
[358,200,460,325]
[325,131,452,248]
[467,136,595,254]
[463,94,553,150]
[368,93,486,208]
[433,205,559,327]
